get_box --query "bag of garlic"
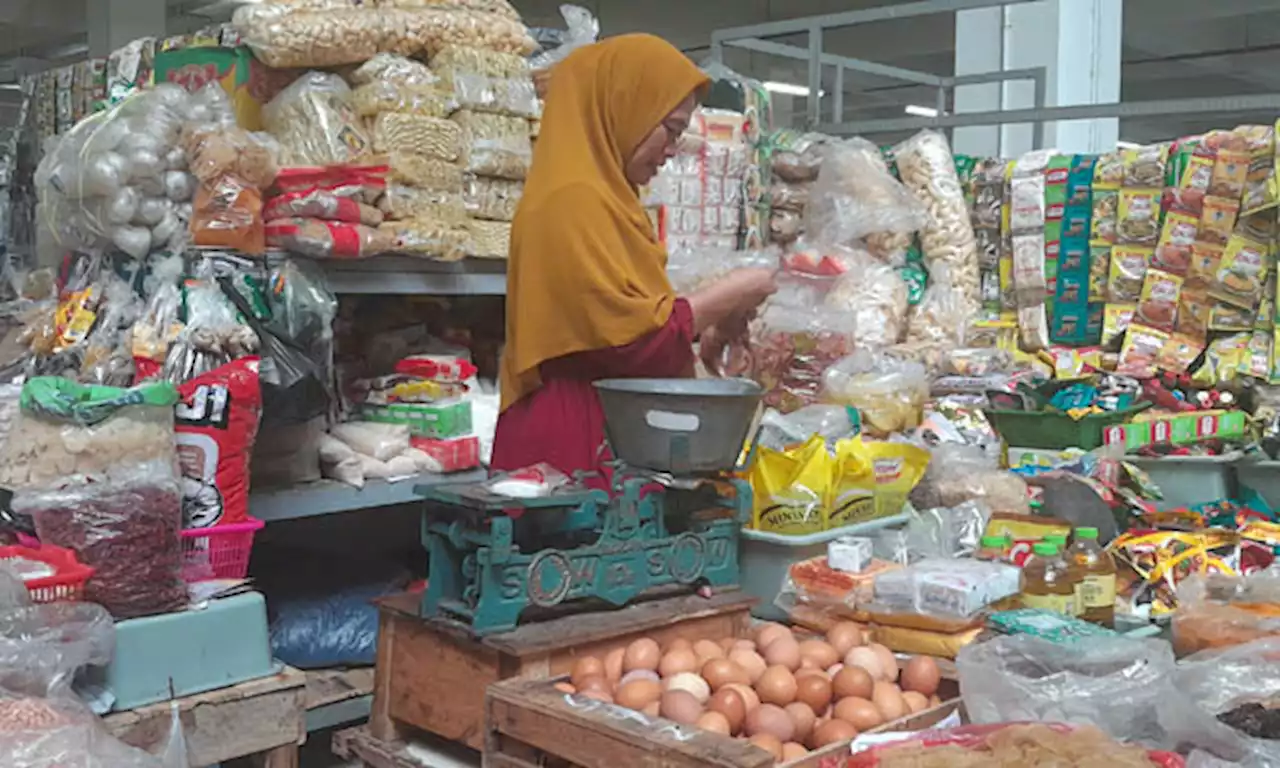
[34,83,223,259]
[5,378,187,620]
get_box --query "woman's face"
[625,93,697,186]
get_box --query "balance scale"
[416,378,763,636]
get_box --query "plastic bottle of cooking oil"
[1043,533,1085,617]
[1020,542,1076,617]
[1068,527,1117,627]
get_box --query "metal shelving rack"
[708,0,1280,143]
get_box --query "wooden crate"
[485,675,961,768]
[104,667,306,767]
[370,590,755,750]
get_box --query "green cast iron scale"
[416,469,749,635]
[415,378,764,636]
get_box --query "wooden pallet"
[369,589,755,750]
[484,673,962,768]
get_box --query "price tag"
[1150,420,1172,444]
[1196,414,1219,438]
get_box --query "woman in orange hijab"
[491,34,776,481]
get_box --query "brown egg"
[581,689,613,704]
[658,648,700,678]
[618,669,660,688]
[702,658,749,691]
[900,656,942,697]
[870,644,898,682]
[665,671,711,703]
[755,665,798,706]
[642,700,660,717]
[844,647,884,681]
[660,690,703,725]
[747,733,784,760]
[719,637,738,654]
[929,694,942,708]
[834,696,882,731]
[623,638,661,673]
[871,681,908,723]
[763,639,802,671]
[732,639,757,653]
[706,687,747,733]
[781,742,808,761]
[826,622,864,656]
[696,711,731,735]
[795,673,833,713]
[724,683,761,712]
[902,691,930,713]
[667,637,693,653]
[755,623,790,647]
[831,665,874,701]
[728,649,768,684]
[810,718,858,749]
[693,639,725,661]
[571,657,605,690]
[615,679,662,710]
[798,640,840,670]
[576,676,612,696]
[745,703,795,743]
[553,682,576,694]
[784,702,816,744]
[604,647,625,684]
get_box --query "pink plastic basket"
[179,518,264,583]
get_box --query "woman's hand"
[721,267,779,310]
[686,267,778,336]
[699,308,755,377]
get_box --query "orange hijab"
[499,34,710,411]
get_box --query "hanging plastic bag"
[528,4,599,97]
[907,264,975,346]
[79,278,140,386]
[806,137,926,255]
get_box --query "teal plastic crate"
[987,403,1151,450]
[104,591,278,711]
[1125,453,1240,511]
[1235,459,1280,510]
[740,513,909,621]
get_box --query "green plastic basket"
[986,402,1152,450]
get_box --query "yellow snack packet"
[862,440,930,523]
[750,435,830,535]
[827,437,875,529]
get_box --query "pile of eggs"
[555,621,944,762]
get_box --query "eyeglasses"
[661,118,689,143]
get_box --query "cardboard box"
[1103,409,1247,451]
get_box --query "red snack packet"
[175,358,263,528]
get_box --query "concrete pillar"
[87,0,168,58]
[953,0,1123,158]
